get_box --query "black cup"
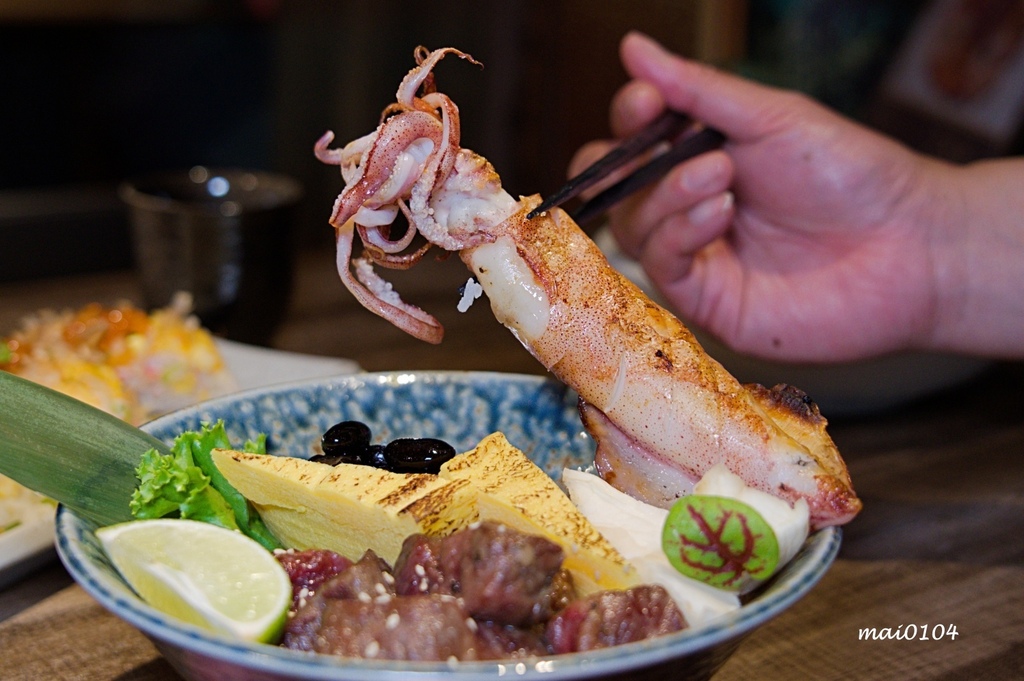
[120,167,302,346]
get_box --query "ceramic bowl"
[57,371,840,681]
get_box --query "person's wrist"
[937,158,1024,357]
[899,157,968,354]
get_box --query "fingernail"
[687,192,733,226]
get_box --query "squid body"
[318,47,862,530]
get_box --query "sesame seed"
[374,582,388,595]
[385,612,401,629]
[414,564,426,577]
[382,572,395,584]
[364,640,380,658]
[357,591,372,603]
[465,617,478,632]
[375,594,392,604]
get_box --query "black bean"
[383,438,456,474]
[321,421,372,458]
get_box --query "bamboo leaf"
[0,371,171,526]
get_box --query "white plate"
[0,343,360,587]
[215,340,360,391]
[0,503,57,589]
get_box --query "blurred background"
[10,0,1020,282]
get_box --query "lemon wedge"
[96,518,291,643]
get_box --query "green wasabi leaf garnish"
[661,495,779,592]
[130,420,280,550]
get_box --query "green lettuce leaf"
[130,421,280,549]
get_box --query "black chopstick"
[571,126,725,226]
[526,110,724,225]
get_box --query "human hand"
[574,32,953,363]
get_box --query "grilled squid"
[318,47,861,530]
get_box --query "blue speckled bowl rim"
[56,371,841,680]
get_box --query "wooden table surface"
[1,248,1022,680]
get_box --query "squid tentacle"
[357,219,418,255]
[328,111,443,229]
[334,223,443,344]
[313,131,344,166]
[397,47,480,109]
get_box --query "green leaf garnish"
[129,420,281,550]
[661,495,779,591]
